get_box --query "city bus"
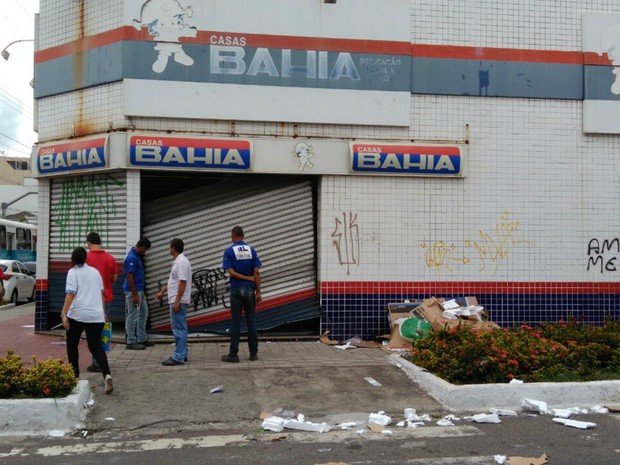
[0,218,37,262]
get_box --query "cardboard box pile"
[386,297,499,348]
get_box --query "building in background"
[0,155,37,221]
[30,0,620,338]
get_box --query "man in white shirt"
[156,238,192,366]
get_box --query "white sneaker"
[105,375,114,395]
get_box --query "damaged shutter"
[142,175,320,332]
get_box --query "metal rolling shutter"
[142,176,320,331]
[48,172,128,315]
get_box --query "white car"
[0,259,36,305]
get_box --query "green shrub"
[0,352,77,399]
[407,319,620,384]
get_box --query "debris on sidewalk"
[552,418,597,429]
[261,413,331,433]
[494,455,507,464]
[319,331,339,345]
[209,385,224,394]
[490,408,518,416]
[522,398,549,415]
[507,453,548,465]
[368,411,392,426]
[334,341,357,350]
[470,413,501,424]
[364,377,382,387]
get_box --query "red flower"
[42,387,50,396]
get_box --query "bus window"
[16,229,32,250]
[0,226,5,249]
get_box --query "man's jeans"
[229,285,258,356]
[170,303,188,363]
[125,291,148,344]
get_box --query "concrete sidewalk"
[0,303,445,436]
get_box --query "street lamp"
[1,39,34,61]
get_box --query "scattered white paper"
[522,398,548,414]
[442,299,460,309]
[494,455,507,464]
[552,418,596,429]
[472,413,501,424]
[591,405,609,414]
[368,411,392,426]
[334,341,357,350]
[209,385,223,394]
[490,408,517,416]
[436,419,455,426]
[48,430,65,437]
[364,377,382,387]
[104,417,115,421]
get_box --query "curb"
[0,380,90,437]
[389,354,620,413]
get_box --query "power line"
[0,131,33,150]
[0,88,33,117]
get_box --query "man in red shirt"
[85,231,118,372]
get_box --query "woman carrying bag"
[61,246,114,395]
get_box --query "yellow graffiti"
[421,212,531,274]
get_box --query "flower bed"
[406,319,620,384]
[0,351,77,399]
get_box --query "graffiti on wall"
[52,174,124,251]
[191,267,229,310]
[332,212,360,275]
[587,238,619,273]
[421,212,531,274]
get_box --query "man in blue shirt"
[123,237,152,349]
[221,226,262,363]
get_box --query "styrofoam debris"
[509,378,524,384]
[436,419,455,426]
[471,413,501,424]
[404,408,417,420]
[297,413,305,422]
[550,408,573,419]
[48,430,65,437]
[85,399,95,408]
[284,419,331,433]
[104,417,115,421]
[552,418,596,429]
[591,405,609,414]
[444,414,460,421]
[355,429,366,434]
[407,421,425,428]
[337,422,358,430]
[490,408,517,416]
[209,385,223,394]
[522,398,549,414]
[442,299,460,309]
[334,341,356,350]
[364,377,382,387]
[368,411,392,426]
[494,455,507,464]
[381,429,393,435]
[262,416,286,432]
[396,421,405,427]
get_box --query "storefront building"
[32,0,620,339]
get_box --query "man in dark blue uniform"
[221,226,262,363]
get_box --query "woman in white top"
[61,247,113,395]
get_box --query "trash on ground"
[336,421,358,430]
[368,411,391,426]
[209,385,224,394]
[471,413,501,424]
[506,453,548,465]
[404,408,417,420]
[591,405,609,414]
[367,423,386,433]
[381,429,393,435]
[549,407,585,418]
[262,414,330,433]
[490,408,517,416]
[605,405,620,412]
[522,398,549,414]
[85,399,95,408]
[334,341,356,350]
[364,377,382,387]
[552,418,596,429]
[415,297,500,332]
[104,417,115,421]
[320,331,340,346]
[436,418,455,426]
[509,378,524,384]
[494,455,507,464]
[48,430,65,437]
